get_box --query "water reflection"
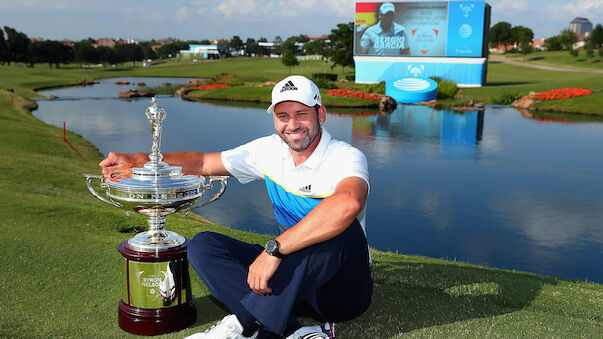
[331,104,603,282]
[516,107,603,123]
[352,106,483,145]
[347,106,485,162]
[33,78,603,283]
[493,193,603,247]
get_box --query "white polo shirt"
[221,128,369,235]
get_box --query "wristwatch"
[265,239,286,258]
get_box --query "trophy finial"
[145,97,167,164]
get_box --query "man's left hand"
[247,251,282,295]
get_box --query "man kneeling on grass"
[100,75,373,338]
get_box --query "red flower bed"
[326,88,381,100]
[197,84,231,91]
[535,88,593,100]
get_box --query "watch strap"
[266,239,286,258]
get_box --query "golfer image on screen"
[359,2,410,56]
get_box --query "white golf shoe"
[184,314,258,339]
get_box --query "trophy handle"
[84,174,123,208]
[182,176,228,215]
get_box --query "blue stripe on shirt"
[264,175,323,228]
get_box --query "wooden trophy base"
[118,239,196,336]
[118,298,196,336]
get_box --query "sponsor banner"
[354,56,487,86]
[354,1,485,58]
[446,1,486,57]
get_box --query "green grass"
[0,59,368,109]
[0,60,602,337]
[459,61,603,114]
[502,50,603,70]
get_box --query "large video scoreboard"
[354,0,491,87]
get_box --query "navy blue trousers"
[187,219,373,336]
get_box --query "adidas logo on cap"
[280,80,298,93]
[267,75,322,114]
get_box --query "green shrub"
[365,81,385,94]
[311,77,338,90]
[430,77,459,99]
[345,75,356,81]
[312,73,337,81]
[437,80,459,99]
[492,90,521,105]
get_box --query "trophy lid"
[107,163,204,192]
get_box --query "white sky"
[0,0,601,41]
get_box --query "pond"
[34,77,603,283]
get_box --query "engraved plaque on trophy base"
[117,240,196,336]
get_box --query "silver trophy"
[84,97,227,335]
[85,97,227,250]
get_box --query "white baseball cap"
[379,2,395,15]
[267,75,322,114]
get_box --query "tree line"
[0,23,353,72]
[490,21,603,56]
[545,25,603,52]
[0,26,214,68]
[223,24,353,75]
[279,22,354,76]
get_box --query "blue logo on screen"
[407,64,425,77]
[460,3,474,18]
[459,24,472,38]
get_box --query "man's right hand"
[99,152,148,181]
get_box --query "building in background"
[570,17,593,40]
[180,45,227,60]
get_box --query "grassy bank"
[2,55,602,114]
[500,50,603,71]
[459,60,603,115]
[1,63,602,337]
[0,59,377,109]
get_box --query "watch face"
[266,239,277,254]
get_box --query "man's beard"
[281,127,320,152]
